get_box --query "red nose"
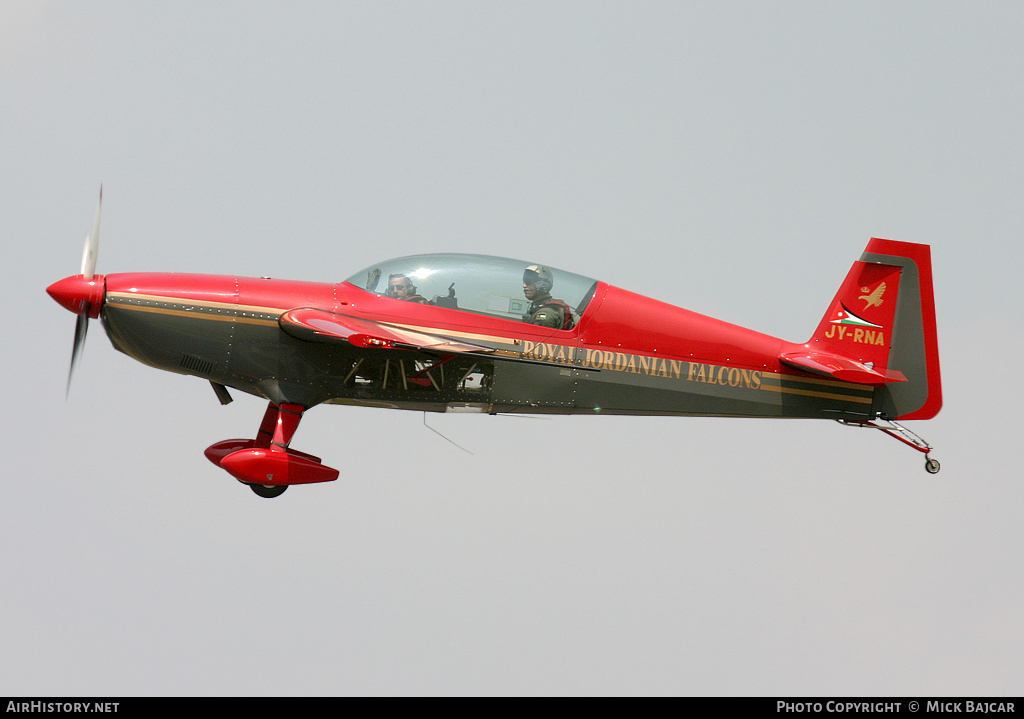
[47,275,105,318]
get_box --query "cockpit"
[344,254,598,329]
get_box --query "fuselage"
[84,269,878,420]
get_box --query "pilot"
[522,265,574,330]
[386,274,429,304]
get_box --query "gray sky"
[3,1,1022,696]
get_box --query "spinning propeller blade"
[81,186,101,279]
[52,186,104,397]
[67,308,90,397]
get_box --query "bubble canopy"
[344,253,599,324]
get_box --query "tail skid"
[838,419,940,474]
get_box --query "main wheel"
[249,483,288,498]
[924,457,941,474]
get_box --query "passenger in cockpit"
[522,265,574,330]
[386,274,429,304]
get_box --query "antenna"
[422,413,474,455]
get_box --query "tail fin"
[781,239,941,420]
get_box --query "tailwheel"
[248,483,288,498]
[837,418,940,474]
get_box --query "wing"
[278,307,498,355]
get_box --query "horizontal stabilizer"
[279,307,495,355]
[779,350,907,385]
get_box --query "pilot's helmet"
[523,265,553,293]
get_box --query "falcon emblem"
[859,282,886,310]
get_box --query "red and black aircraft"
[48,191,942,497]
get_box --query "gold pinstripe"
[106,291,284,316]
[760,371,871,393]
[105,294,279,327]
[758,383,873,405]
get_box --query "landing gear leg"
[253,401,279,449]
[245,402,304,497]
[269,403,305,452]
[838,419,940,474]
[206,402,339,496]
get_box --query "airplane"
[48,190,942,498]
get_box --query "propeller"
[81,185,101,280]
[47,187,106,397]
[69,186,102,394]
[68,305,90,397]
